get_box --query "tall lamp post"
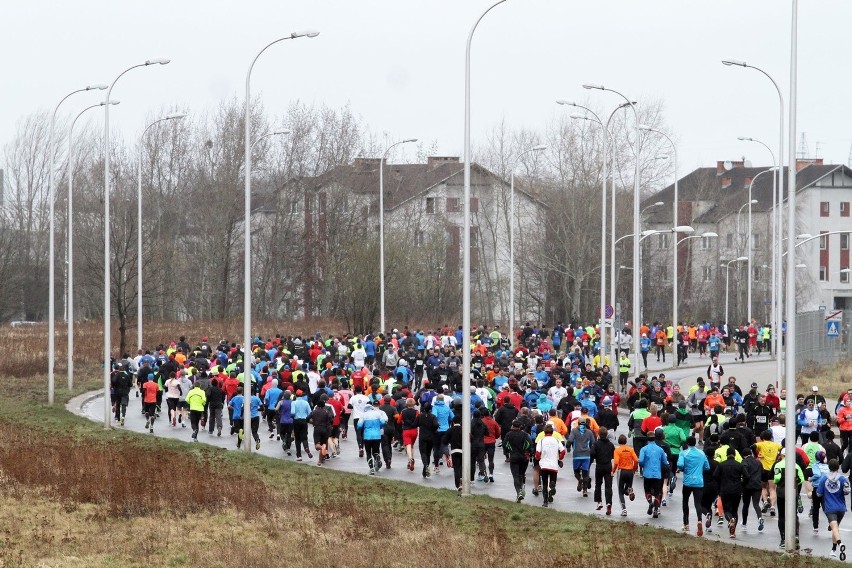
[561,100,634,361]
[102,58,170,428]
[137,113,186,353]
[508,144,546,344]
[639,125,680,361]
[67,100,119,391]
[47,84,107,405]
[721,58,785,462]
[462,0,507,496]
[739,138,778,333]
[379,138,417,337]
[243,30,319,451]
[584,84,642,372]
[723,257,749,339]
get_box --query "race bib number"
[756,416,766,423]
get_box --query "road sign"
[825,309,843,323]
[603,318,614,328]
[827,321,840,337]
[597,304,615,318]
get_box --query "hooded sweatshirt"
[817,470,850,513]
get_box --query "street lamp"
[102,58,170,428]
[584,83,642,371]
[722,61,789,530]
[137,113,186,353]
[67,100,119,391]
[47,83,107,405]
[562,99,633,363]
[462,0,507,496]
[782,230,850,257]
[379,138,417,337]
[508,144,546,346]
[243,30,318,451]
[614,229,658,248]
[642,201,664,215]
[723,256,749,334]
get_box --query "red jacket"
[482,416,501,445]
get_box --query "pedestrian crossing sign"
[827,321,840,337]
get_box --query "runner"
[740,447,765,532]
[535,423,566,507]
[504,419,533,502]
[639,429,669,519]
[358,398,388,475]
[417,402,439,478]
[141,373,159,433]
[309,394,333,465]
[613,434,638,516]
[677,436,709,535]
[591,426,615,515]
[817,458,850,559]
[400,398,420,472]
[185,380,207,441]
[568,417,596,497]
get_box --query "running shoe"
[217,428,222,437]
[434,465,440,474]
[238,429,244,441]
[696,522,703,537]
[652,507,659,519]
[628,488,635,501]
[758,517,764,532]
[813,528,819,535]
[831,550,838,558]
[542,501,548,508]
[516,492,523,503]
[682,525,689,533]
[729,518,736,538]
[296,457,302,462]
[718,516,724,526]
[596,503,604,511]
[661,498,667,507]
[647,499,654,516]
[621,509,628,517]
[255,440,260,450]
[761,500,770,514]
[409,459,415,472]
[519,487,525,501]
[705,513,712,529]
[359,449,364,458]
[797,496,803,514]
[577,480,583,492]
[489,476,494,483]
[606,504,611,516]
[268,433,274,439]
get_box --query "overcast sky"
[2,1,850,181]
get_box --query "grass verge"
[0,371,840,566]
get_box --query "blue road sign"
[827,321,840,337]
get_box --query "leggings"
[484,443,496,475]
[682,486,704,525]
[618,470,635,507]
[812,494,822,530]
[419,439,434,470]
[472,443,486,478]
[365,439,381,471]
[248,416,260,443]
[189,409,204,433]
[278,422,293,449]
[451,451,464,488]
[594,468,613,505]
[540,469,558,502]
[742,488,763,524]
[641,351,648,368]
[720,492,742,522]
[293,420,309,457]
[644,477,664,506]
[777,496,800,540]
[656,345,666,361]
[434,440,448,467]
[701,484,718,517]
[510,460,529,494]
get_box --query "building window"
[842,269,851,284]
[842,233,850,251]
[820,201,830,217]
[701,236,712,250]
[425,197,435,214]
[446,197,460,213]
[702,266,712,281]
[751,233,760,250]
[726,233,733,249]
[820,235,828,250]
[658,233,669,249]
[470,226,479,248]
[415,230,425,247]
[290,201,300,215]
[842,201,850,217]
[820,266,828,281]
[471,197,479,214]
[753,265,760,282]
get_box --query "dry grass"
[797,358,852,400]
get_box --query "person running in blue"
[639,429,670,519]
[358,398,389,474]
[817,458,850,559]
[677,436,710,535]
[228,385,246,449]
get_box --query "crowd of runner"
[108,320,852,559]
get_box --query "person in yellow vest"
[618,353,632,391]
[666,324,675,347]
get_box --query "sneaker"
[238,429,244,441]
[149,427,153,433]
[181,423,186,428]
[256,440,260,450]
[178,415,182,424]
[696,522,703,537]
[718,516,724,526]
[269,433,274,439]
[729,518,736,538]
[120,418,125,426]
[647,500,654,516]
[217,428,222,437]
[516,492,523,503]
[779,541,785,549]
[761,501,770,514]
[831,550,838,558]
[770,507,776,517]
[652,507,659,519]
[477,475,485,482]
[434,465,440,474]
[705,514,712,529]
[408,459,415,472]
[606,504,612,516]
[797,496,803,514]
[532,487,539,497]
[577,480,583,492]
[682,525,689,533]
[489,476,494,483]
[519,487,525,501]
[457,487,463,496]
[628,488,635,501]
[191,432,197,440]
[621,509,628,517]
[582,489,588,497]
[385,461,391,469]
[359,449,364,458]
[422,467,428,479]
[661,498,667,507]
[758,517,765,532]
[813,528,820,535]
[306,451,313,459]
[596,503,604,511]
[369,468,375,475]
[286,450,292,457]
[542,501,549,508]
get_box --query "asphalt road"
[70,350,842,561]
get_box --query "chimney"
[427,156,460,168]
[716,160,746,174]
[796,158,823,171]
[353,157,381,172]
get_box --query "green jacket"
[662,424,686,455]
[186,386,207,412]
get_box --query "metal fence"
[795,309,852,371]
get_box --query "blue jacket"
[358,406,388,440]
[817,472,850,514]
[264,387,283,410]
[433,399,454,432]
[228,395,244,420]
[638,442,669,480]
[677,446,710,488]
[292,398,311,420]
[278,397,293,424]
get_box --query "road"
[69,351,839,560]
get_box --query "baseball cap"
[724,407,733,414]
[812,385,819,392]
[750,382,758,388]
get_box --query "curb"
[65,390,103,416]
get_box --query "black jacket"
[503,429,533,463]
[714,457,745,495]
[494,404,518,435]
[205,384,226,409]
[590,438,616,468]
[417,411,439,443]
[741,456,763,491]
[597,408,620,432]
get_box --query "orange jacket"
[703,392,726,411]
[612,445,639,473]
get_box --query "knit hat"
[602,397,612,407]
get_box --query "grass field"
[0,324,844,567]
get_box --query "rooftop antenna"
[814,141,823,159]
[797,132,809,160]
